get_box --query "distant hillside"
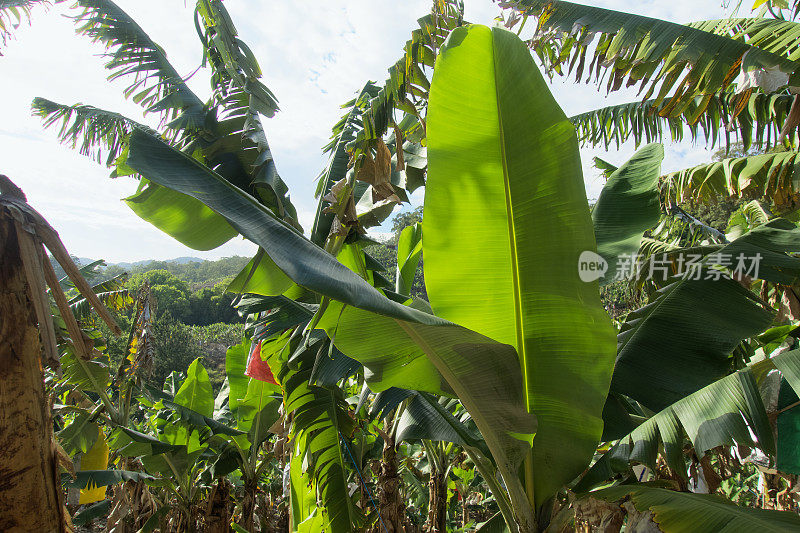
[113,256,205,269]
[104,256,250,289]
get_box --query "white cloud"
[1,0,734,262]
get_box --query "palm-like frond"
[662,149,800,209]
[72,0,204,121]
[571,92,794,151]
[693,17,800,62]
[31,97,148,166]
[503,0,800,115]
[0,0,52,50]
[183,0,298,227]
[68,272,132,320]
[194,0,278,117]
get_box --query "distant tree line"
[103,255,250,289]
[125,269,241,326]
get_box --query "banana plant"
[117,24,610,531]
[358,383,497,531]
[210,339,283,531]
[111,357,248,532]
[27,1,800,531]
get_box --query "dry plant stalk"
[0,175,123,532]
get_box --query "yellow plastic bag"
[79,428,109,504]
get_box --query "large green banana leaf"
[224,340,250,415]
[127,129,428,322]
[592,144,663,285]
[395,222,423,295]
[393,392,486,453]
[163,358,214,450]
[125,182,238,250]
[590,485,800,532]
[424,24,617,509]
[125,127,537,529]
[172,359,214,418]
[610,219,800,415]
[227,248,293,296]
[579,349,798,491]
[281,344,356,532]
[611,276,774,413]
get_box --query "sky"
[0,0,734,263]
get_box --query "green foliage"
[425,24,616,511]
[122,264,243,325]
[684,197,744,233]
[100,316,243,392]
[31,0,800,531]
[149,317,203,389]
[592,144,664,285]
[364,208,426,299]
[123,256,249,287]
[590,485,800,531]
[390,206,423,244]
[396,222,423,296]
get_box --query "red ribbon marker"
[245,340,278,385]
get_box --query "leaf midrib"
[490,30,528,404]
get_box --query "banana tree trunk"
[376,433,406,532]
[425,470,447,533]
[205,479,232,533]
[0,216,65,532]
[241,477,258,531]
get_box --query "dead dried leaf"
[574,496,624,533]
[393,125,405,171]
[356,140,398,202]
[54,440,75,477]
[322,179,360,236]
[622,501,662,533]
